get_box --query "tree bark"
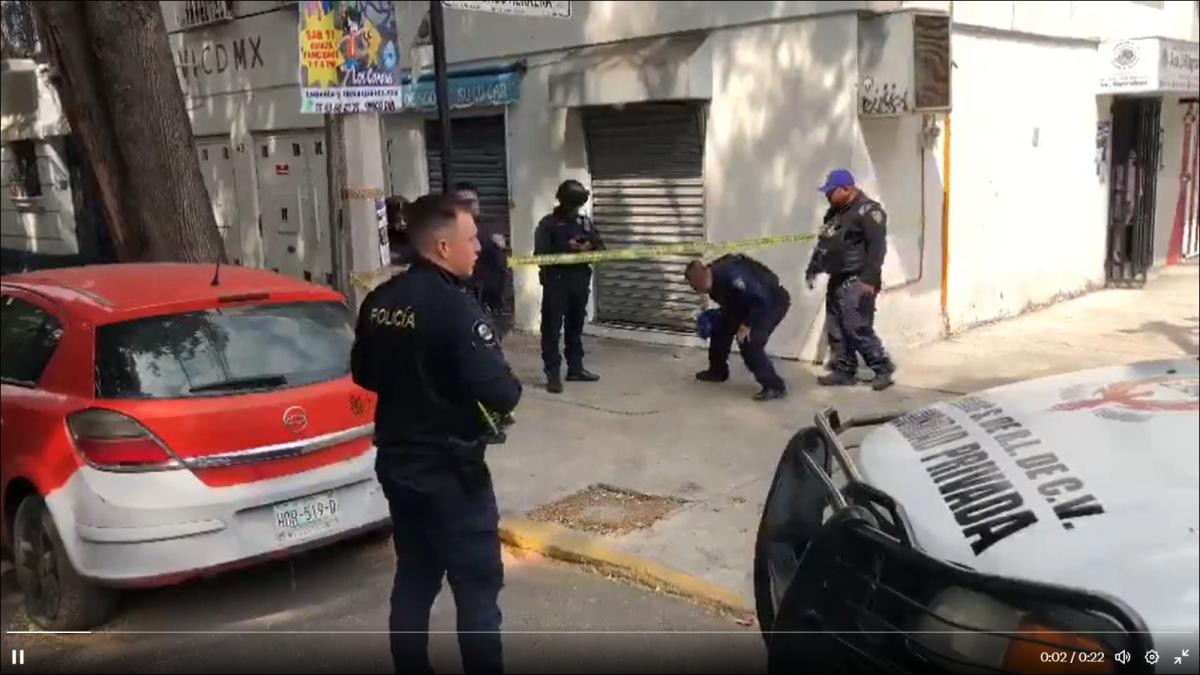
[34,1,222,263]
[33,1,143,260]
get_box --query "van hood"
[858,359,1199,638]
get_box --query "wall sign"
[1098,37,1199,95]
[402,71,521,111]
[300,1,403,115]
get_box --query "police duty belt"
[506,233,816,268]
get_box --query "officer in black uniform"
[685,254,791,401]
[352,193,522,674]
[385,195,414,265]
[457,182,511,343]
[534,179,605,394]
[806,169,895,391]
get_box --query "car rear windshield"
[95,301,354,399]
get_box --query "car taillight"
[67,409,180,471]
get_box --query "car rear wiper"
[189,374,288,393]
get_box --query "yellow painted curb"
[499,518,753,618]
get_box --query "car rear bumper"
[43,446,390,585]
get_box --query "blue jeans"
[376,456,504,674]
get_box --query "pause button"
[11,649,25,665]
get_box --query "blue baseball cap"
[817,169,856,194]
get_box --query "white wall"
[0,139,78,255]
[904,0,1198,42]
[394,1,900,68]
[703,13,861,360]
[0,60,69,144]
[383,116,429,199]
[505,61,592,332]
[168,6,321,136]
[946,29,1107,331]
[858,114,947,350]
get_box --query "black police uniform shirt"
[807,192,888,289]
[533,210,605,284]
[471,218,508,304]
[351,256,522,459]
[709,255,783,328]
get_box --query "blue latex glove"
[696,309,721,340]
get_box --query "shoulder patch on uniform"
[472,319,498,348]
[732,276,747,291]
[870,208,884,224]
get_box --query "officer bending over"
[806,169,895,391]
[534,179,605,393]
[352,193,522,674]
[685,254,791,401]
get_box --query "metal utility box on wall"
[858,10,952,117]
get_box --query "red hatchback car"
[0,264,388,629]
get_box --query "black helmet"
[555,179,590,206]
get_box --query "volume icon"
[1115,650,1131,665]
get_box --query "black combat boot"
[753,387,787,402]
[546,370,564,394]
[566,369,600,382]
[870,370,894,391]
[695,370,729,383]
[817,372,857,386]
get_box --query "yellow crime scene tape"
[505,233,817,268]
[350,232,817,294]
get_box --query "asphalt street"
[0,531,764,674]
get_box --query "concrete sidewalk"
[492,265,1199,610]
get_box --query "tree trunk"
[34,1,222,263]
[33,1,143,260]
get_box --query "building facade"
[4,1,1197,362]
[0,0,93,272]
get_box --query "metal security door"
[253,132,331,285]
[1107,98,1161,286]
[425,115,510,238]
[195,138,242,265]
[584,104,707,331]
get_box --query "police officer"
[352,193,521,674]
[685,254,791,401]
[456,182,511,344]
[385,195,413,265]
[806,169,895,391]
[534,179,604,394]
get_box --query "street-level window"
[0,295,63,386]
[5,140,42,198]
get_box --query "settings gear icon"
[1145,650,1160,665]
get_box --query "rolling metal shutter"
[425,116,510,239]
[584,104,707,332]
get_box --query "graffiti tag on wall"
[860,77,910,116]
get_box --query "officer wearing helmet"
[534,179,605,393]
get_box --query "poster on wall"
[299,1,403,114]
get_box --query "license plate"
[272,492,339,542]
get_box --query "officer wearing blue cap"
[806,169,895,390]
